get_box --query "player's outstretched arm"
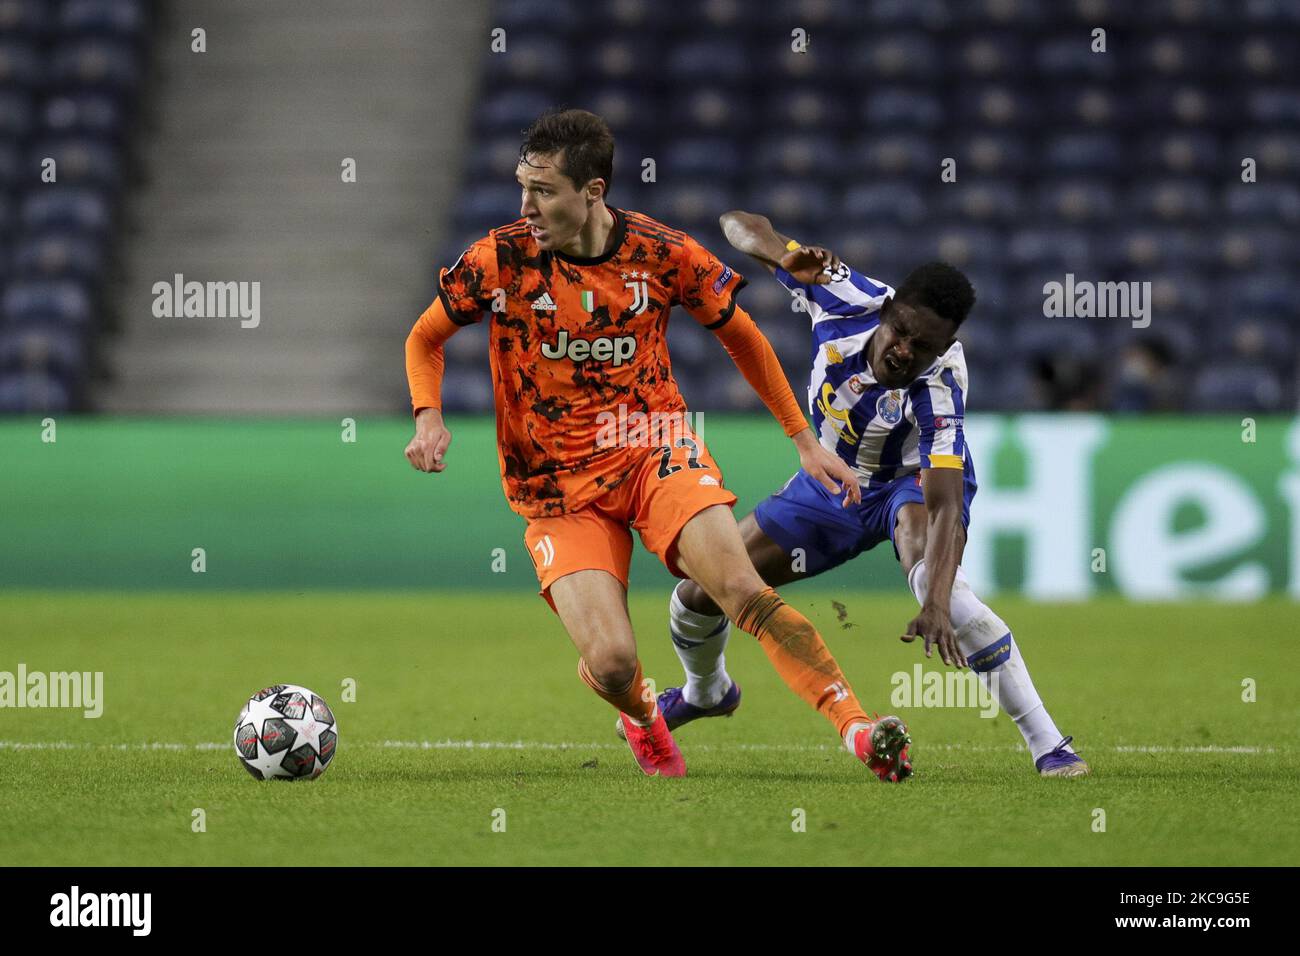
[899,467,967,667]
[719,209,843,284]
[404,299,459,473]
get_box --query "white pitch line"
[0,740,1281,754]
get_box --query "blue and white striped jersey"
[773,262,969,488]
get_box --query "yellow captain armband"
[927,454,964,470]
[785,239,801,251]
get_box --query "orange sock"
[734,586,869,741]
[578,658,657,726]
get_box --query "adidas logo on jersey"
[531,292,557,312]
[698,474,719,486]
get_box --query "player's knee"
[709,572,768,621]
[677,579,722,617]
[585,649,638,692]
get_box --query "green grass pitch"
[1,590,1296,866]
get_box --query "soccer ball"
[233,683,338,780]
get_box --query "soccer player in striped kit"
[647,209,1090,778]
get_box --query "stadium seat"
[1187,362,1286,412]
[673,86,752,135]
[12,232,105,281]
[959,132,1031,177]
[938,181,1024,224]
[1214,227,1298,270]
[41,91,125,138]
[578,35,661,87]
[848,132,939,179]
[1140,131,1221,177]
[1234,35,1297,79]
[754,134,841,179]
[0,0,51,38]
[496,36,571,85]
[1137,84,1225,127]
[955,34,1029,79]
[1,279,95,328]
[0,323,87,377]
[850,34,943,82]
[0,38,44,87]
[667,39,748,85]
[478,90,556,134]
[1137,34,1216,78]
[1102,226,1212,272]
[1245,87,1300,126]
[50,39,140,90]
[1045,133,1125,176]
[59,0,147,40]
[860,87,945,130]
[843,182,928,225]
[1036,180,1117,223]
[664,137,742,179]
[767,88,853,134]
[1221,182,1300,224]
[0,88,35,137]
[1035,35,1118,78]
[1128,178,1215,223]
[453,183,521,233]
[1007,227,1094,274]
[575,87,657,137]
[495,0,580,31]
[0,370,73,412]
[748,180,835,226]
[27,136,122,187]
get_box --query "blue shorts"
[753,455,978,576]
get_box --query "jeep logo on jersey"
[541,329,637,366]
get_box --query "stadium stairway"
[99,0,488,413]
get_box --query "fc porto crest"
[876,389,904,425]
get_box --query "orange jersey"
[435,207,751,518]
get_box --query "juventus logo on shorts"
[625,278,650,315]
[533,534,556,568]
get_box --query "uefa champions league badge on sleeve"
[876,390,904,425]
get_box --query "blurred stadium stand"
[0,0,148,411]
[1,0,1297,414]
[435,0,1300,415]
[1,0,487,413]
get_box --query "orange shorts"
[524,434,738,614]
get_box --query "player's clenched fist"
[405,408,452,473]
[780,244,845,285]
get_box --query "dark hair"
[519,109,615,199]
[894,261,976,327]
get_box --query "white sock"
[908,561,1068,763]
[668,581,733,708]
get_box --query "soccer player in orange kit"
[404,109,912,781]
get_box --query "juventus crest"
[622,272,651,315]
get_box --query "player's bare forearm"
[719,210,792,272]
[919,467,965,612]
